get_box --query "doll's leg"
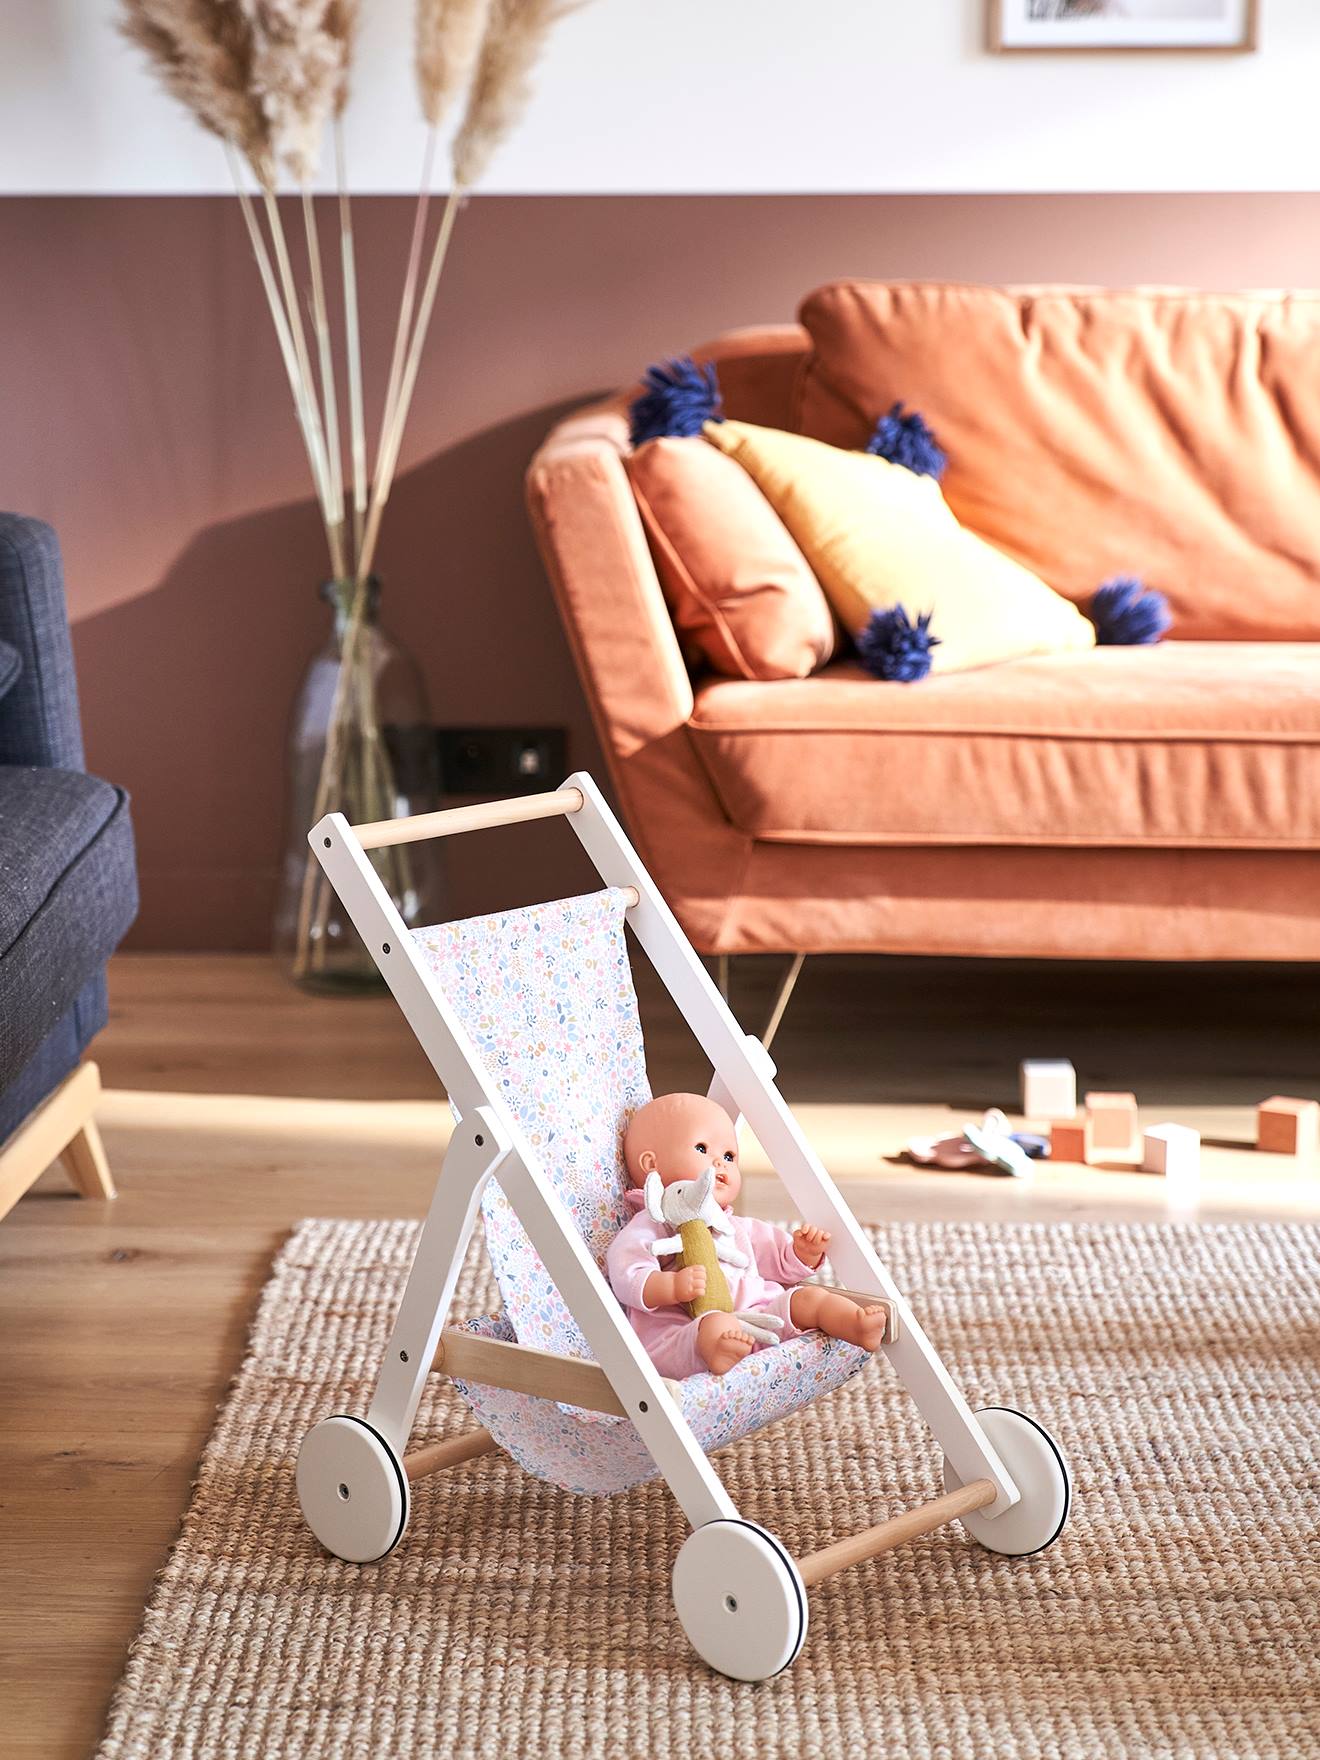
[789,1285,889,1351]
[697,1310,758,1375]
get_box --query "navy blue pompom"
[628,357,723,447]
[857,605,940,683]
[1088,576,1172,646]
[866,402,947,480]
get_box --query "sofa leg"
[715,954,731,1003]
[761,953,805,1054]
[0,1061,115,1222]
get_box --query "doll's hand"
[674,1264,707,1303]
[792,1224,830,1270]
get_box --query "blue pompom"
[628,356,723,447]
[866,402,947,480]
[856,605,940,683]
[1089,576,1172,646]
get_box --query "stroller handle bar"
[353,786,586,850]
[350,787,640,907]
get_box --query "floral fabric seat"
[412,888,868,1496]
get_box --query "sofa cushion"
[625,436,835,680]
[0,767,138,1089]
[703,417,1096,675]
[795,282,1320,641]
[688,643,1320,849]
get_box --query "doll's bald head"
[623,1092,742,1209]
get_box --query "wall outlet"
[437,727,566,796]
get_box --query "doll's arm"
[606,1216,706,1312]
[743,1216,826,1284]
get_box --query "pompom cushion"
[703,419,1095,677]
[625,436,835,681]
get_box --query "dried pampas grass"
[416,0,494,130]
[244,1,343,185]
[452,0,584,189]
[120,0,273,185]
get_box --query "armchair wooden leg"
[0,1060,115,1221]
[62,1112,116,1201]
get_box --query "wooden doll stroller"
[295,773,1071,1682]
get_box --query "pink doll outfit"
[607,1188,818,1379]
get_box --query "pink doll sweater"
[606,1187,818,1379]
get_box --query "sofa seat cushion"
[687,643,1320,850]
[0,766,137,1089]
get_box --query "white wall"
[2,0,1317,195]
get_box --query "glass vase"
[274,578,440,992]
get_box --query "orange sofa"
[526,283,1320,962]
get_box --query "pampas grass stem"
[356,183,462,586]
[301,188,346,544]
[227,145,338,570]
[262,185,345,579]
[335,117,367,567]
[371,127,438,535]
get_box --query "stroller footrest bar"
[795,1478,998,1586]
[403,1427,500,1481]
[434,1328,631,1417]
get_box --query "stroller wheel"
[672,1519,807,1681]
[944,1406,1071,1557]
[297,1414,410,1563]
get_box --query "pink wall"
[3,192,1318,948]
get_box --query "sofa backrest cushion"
[795,282,1320,641]
[626,436,835,680]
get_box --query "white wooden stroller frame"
[298,772,1070,1680]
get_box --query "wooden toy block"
[1256,1096,1320,1156]
[1049,1115,1093,1164]
[1141,1123,1200,1179]
[1020,1059,1076,1120]
[1084,1091,1139,1154]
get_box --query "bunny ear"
[692,1166,715,1209]
[643,1170,665,1222]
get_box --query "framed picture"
[990,0,1258,52]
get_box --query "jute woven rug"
[98,1219,1320,1760]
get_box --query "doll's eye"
[694,1143,707,1155]
[723,1151,735,1163]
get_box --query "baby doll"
[606,1092,889,1378]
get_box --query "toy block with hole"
[1256,1097,1320,1157]
[1020,1060,1076,1121]
[1141,1124,1200,1179]
[1083,1091,1139,1155]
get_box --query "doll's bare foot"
[789,1284,889,1352]
[851,1304,889,1352]
[698,1311,756,1375]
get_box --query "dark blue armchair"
[0,514,138,1217]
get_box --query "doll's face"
[624,1093,742,1209]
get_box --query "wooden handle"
[353,786,585,849]
[796,1478,998,1586]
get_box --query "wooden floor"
[2,951,1318,1759]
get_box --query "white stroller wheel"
[672,1519,807,1681]
[297,1415,410,1564]
[943,1406,1071,1557]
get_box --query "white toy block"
[1020,1060,1076,1121]
[1141,1123,1200,1179]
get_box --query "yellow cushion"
[703,419,1096,675]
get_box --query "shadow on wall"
[74,400,608,952]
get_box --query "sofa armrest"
[527,399,695,756]
[0,514,86,771]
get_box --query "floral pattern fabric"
[412,889,652,1358]
[411,886,871,1495]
